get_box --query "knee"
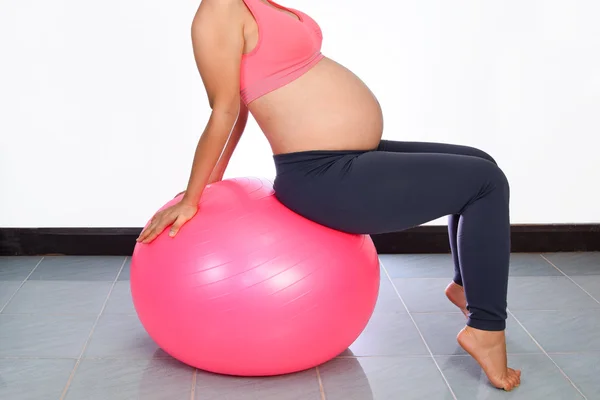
[482,161,510,198]
[470,148,497,165]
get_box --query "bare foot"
[445,281,469,318]
[457,326,522,391]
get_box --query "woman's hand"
[137,201,198,244]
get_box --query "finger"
[137,218,158,242]
[139,218,162,243]
[169,216,187,237]
[137,226,150,242]
[143,216,176,243]
[141,228,160,244]
[138,227,153,243]
[137,213,161,242]
[142,223,164,243]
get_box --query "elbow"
[209,102,241,129]
[210,95,241,118]
[210,106,240,129]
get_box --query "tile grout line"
[409,308,595,314]
[0,257,45,314]
[0,312,135,316]
[9,348,595,361]
[539,254,600,305]
[316,366,326,400]
[3,349,599,362]
[379,260,458,400]
[58,256,128,400]
[507,308,588,399]
[190,369,198,400]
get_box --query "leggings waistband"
[273,148,375,175]
[273,148,371,161]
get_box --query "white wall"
[1,0,599,227]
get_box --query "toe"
[509,371,521,388]
[512,369,522,384]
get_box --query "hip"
[272,146,380,233]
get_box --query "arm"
[137,0,244,243]
[207,100,249,183]
[181,0,246,206]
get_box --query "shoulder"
[194,0,246,27]
[196,0,245,14]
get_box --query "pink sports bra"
[240,0,324,104]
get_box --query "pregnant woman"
[137,0,521,390]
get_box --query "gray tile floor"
[0,253,599,399]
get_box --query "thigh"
[378,139,497,164]
[283,150,505,234]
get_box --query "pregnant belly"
[248,57,384,154]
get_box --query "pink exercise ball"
[131,177,380,376]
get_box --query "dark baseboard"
[372,224,600,254]
[0,228,141,257]
[1,224,598,256]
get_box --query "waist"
[273,148,376,176]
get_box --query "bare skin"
[445,281,469,317]
[136,0,522,389]
[240,3,383,154]
[446,281,522,391]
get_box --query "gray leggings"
[273,140,510,331]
